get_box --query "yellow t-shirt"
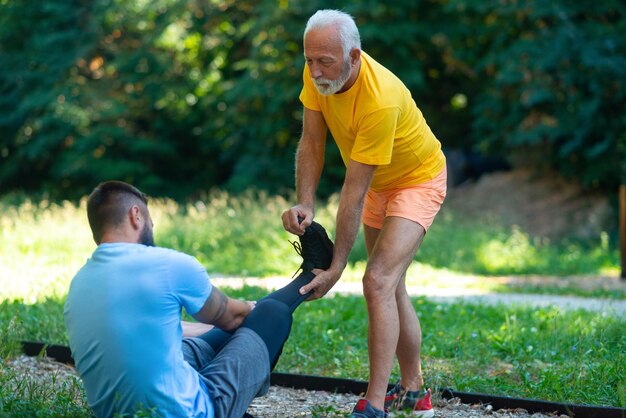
[299,51,445,191]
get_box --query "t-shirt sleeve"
[170,253,213,316]
[299,65,321,111]
[351,107,399,166]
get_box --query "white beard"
[313,59,352,96]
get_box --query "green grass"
[0,192,624,416]
[0,368,91,417]
[284,295,625,408]
[408,211,619,278]
[2,291,624,411]
[1,192,621,303]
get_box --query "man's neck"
[99,232,139,244]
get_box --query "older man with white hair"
[282,9,446,418]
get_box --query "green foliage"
[0,198,94,303]
[0,299,68,343]
[3,0,622,200]
[445,0,626,189]
[0,0,99,194]
[0,315,22,360]
[417,300,625,407]
[0,367,92,417]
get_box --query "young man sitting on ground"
[64,180,334,418]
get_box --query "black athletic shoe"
[291,221,334,273]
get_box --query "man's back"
[64,243,213,417]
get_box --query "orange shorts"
[362,167,447,231]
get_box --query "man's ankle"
[401,374,424,392]
[364,397,385,413]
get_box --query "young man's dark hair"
[86,181,149,244]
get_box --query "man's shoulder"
[361,51,397,80]
[360,51,408,105]
[101,244,201,271]
[147,246,199,265]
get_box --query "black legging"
[195,271,315,369]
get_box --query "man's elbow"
[219,319,240,332]
[215,313,247,332]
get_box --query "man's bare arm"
[283,107,328,235]
[299,159,376,299]
[296,108,327,209]
[192,287,252,331]
[330,159,377,272]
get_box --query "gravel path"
[425,291,626,316]
[247,385,568,417]
[6,356,568,418]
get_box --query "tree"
[1,0,624,200]
[0,0,98,194]
[447,0,626,191]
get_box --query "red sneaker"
[385,383,434,418]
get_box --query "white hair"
[304,9,361,60]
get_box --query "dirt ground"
[6,355,570,418]
[444,168,615,241]
[247,385,569,417]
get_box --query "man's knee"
[242,299,293,365]
[255,298,289,316]
[246,299,292,330]
[362,269,398,302]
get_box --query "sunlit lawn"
[0,192,624,416]
[2,289,624,412]
[0,191,621,303]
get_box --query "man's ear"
[129,205,142,230]
[349,48,361,66]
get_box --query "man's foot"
[291,221,334,272]
[384,381,403,410]
[349,399,386,417]
[384,382,434,417]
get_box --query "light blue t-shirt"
[64,243,214,418]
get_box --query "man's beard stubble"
[139,222,155,247]
[313,58,352,96]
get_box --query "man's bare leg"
[362,218,424,410]
[395,276,424,390]
[362,276,400,410]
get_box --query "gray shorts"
[182,327,270,418]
